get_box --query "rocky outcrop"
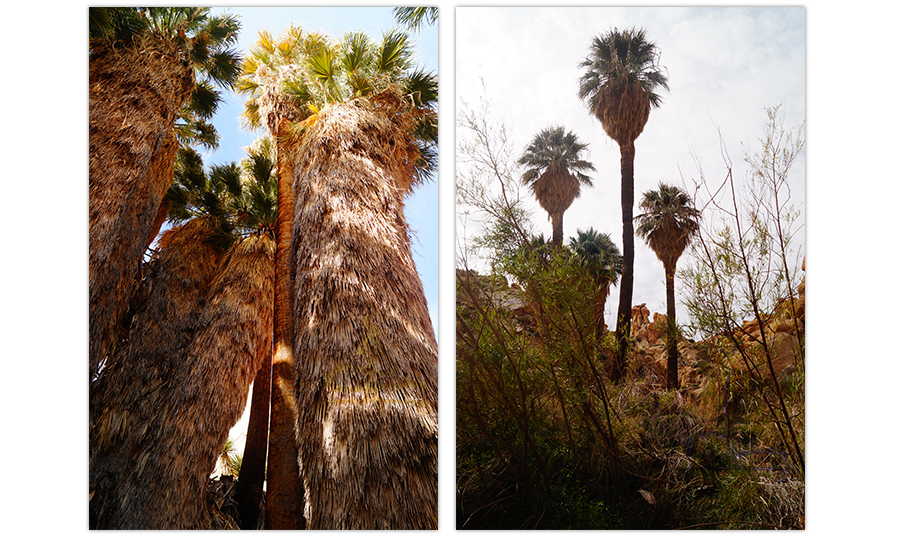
[629,273,805,392]
[458,268,805,393]
[629,303,705,386]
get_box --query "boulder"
[648,313,667,344]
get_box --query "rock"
[648,313,667,344]
[770,333,802,380]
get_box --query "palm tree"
[231,138,278,530]
[165,138,280,529]
[89,7,241,378]
[569,228,622,340]
[235,25,329,529]
[90,140,279,528]
[578,27,669,381]
[518,127,596,246]
[89,217,232,529]
[635,183,700,389]
[236,25,438,529]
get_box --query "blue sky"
[204,7,440,339]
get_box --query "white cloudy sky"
[456,6,806,331]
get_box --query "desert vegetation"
[457,77,805,529]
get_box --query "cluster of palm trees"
[89,7,438,530]
[516,27,700,388]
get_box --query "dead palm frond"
[290,98,438,529]
[518,126,595,245]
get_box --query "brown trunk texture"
[264,129,306,530]
[89,37,194,377]
[612,140,636,382]
[551,211,564,247]
[665,263,678,389]
[289,102,438,529]
[90,219,226,529]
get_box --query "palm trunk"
[612,140,636,381]
[290,101,438,529]
[665,262,678,389]
[236,350,272,529]
[550,211,564,247]
[89,37,194,377]
[169,235,274,529]
[264,124,306,530]
[90,218,227,529]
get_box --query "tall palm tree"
[569,228,622,340]
[165,138,280,528]
[635,183,700,389]
[518,126,596,246]
[578,27,669,381]
[90,145,277,529]
[235,25,330,529]
[230,137,279,530]
[89,7,241,378]
[236,26,438,529]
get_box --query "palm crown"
[569,228,622,286]
[518,126,595,245]
[90,8,241,87]
[165,139,279,240]
[578,27,668,144]
[635,182,701,270]
[90,7,242,150]
[236,25,438,183]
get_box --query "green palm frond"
[392,7,438,33]
[236,136,278,233]
[210,163,244,201]
[306,47,342,101]
[89,7,147,43]
[377,29,414,73]
[518,126,596,189]
[175,147,207,191]
[578,26,669,112]
[203,48,242,89]
[341,31,373,74]
[569,228,623,285]
[174,116,219,150]
[186,79,222,121]
[404,67,438,109]
[281,77,316,108]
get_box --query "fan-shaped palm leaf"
[577,26,667,381]
[635,182,700,388]
[518,126,595,245]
